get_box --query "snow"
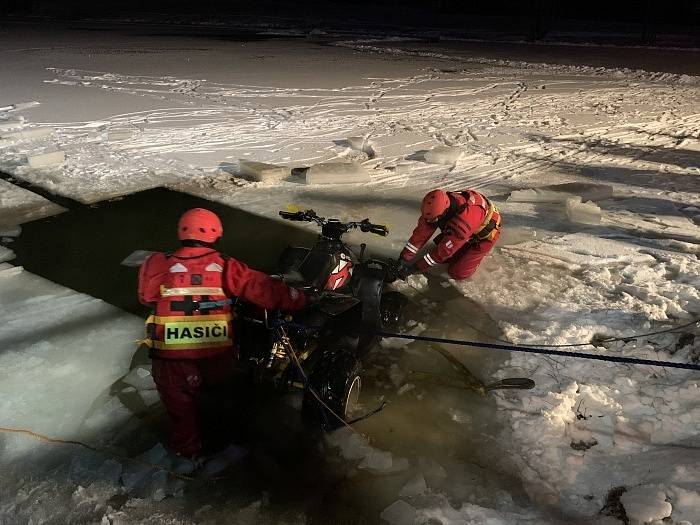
[1,23,699,525]
[507,183,614,203]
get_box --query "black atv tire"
[301,349,362,431]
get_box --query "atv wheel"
[301,349,362,431]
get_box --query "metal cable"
[376,331,700,371]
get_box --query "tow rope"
[375,331,700,371]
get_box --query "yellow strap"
[476,201,496,232]
[152,339,232,350]
[160,285,226,297]
[137,338,232,350]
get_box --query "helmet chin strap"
[181,239,216,248]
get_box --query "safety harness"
[440,190,501,242]
[139,251,236,356]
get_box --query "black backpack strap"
[438,192,468,229]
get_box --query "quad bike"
[234,209,408,430]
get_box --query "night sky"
[5,0,700,40]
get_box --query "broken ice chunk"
[0,226,21,238]
[83,396,132,430]
[620,485,672,525]
[0,246,16,263]
[399,474,427,497]
[119,250,155,268]
[423,146,464,165]
[359,449,393,471]
[548,182,613,201]
[566,197,602,225]
[149,471,168,501]
[339,135,377,158]
[122,366,155,391]
[68,452,123,485]
[238,160,290,182]
[0,119,24,132]
[497,226,537,246]
[380,500,417,525]
[120,250,155,267]
[3,127,53,141]
[202,443,249,476]
[27,150,65,168]
[326,427,373,460]
[121,443,170,491]
[0,101,40,112]
[305,161,370,184]
[107,129,133,142]
[139,389,161,407]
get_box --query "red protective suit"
[400,190,502,280]
[138,245,306,457]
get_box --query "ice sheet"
[305,161,370,184]
[238,159,290,182]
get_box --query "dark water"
[11,187,316,315]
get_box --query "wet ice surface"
[0,189,537,523]
[1,21,700,525]
[0,259,536,524]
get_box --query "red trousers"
[445,233,500,280]
[151,353,235,458]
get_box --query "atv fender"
[350,264,384,331]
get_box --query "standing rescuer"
[398,189,502,280]
[137,208,307,460]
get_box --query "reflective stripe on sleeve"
[404,242,419,254]
[424,253,438,266]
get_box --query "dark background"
[4,1,700,47]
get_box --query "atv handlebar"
[279,209,389,237]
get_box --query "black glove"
[394,259,416,281]
[303,289,324,306]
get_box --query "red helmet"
[177,208,223,243]
[421,189,450,222]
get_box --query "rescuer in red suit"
[137,208,307,459]
[398,189,502,280]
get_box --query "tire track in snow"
[15,61,697,202]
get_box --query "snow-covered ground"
[1,22,699,524]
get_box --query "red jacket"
[138,246,306,359]
[400,190,499,272]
